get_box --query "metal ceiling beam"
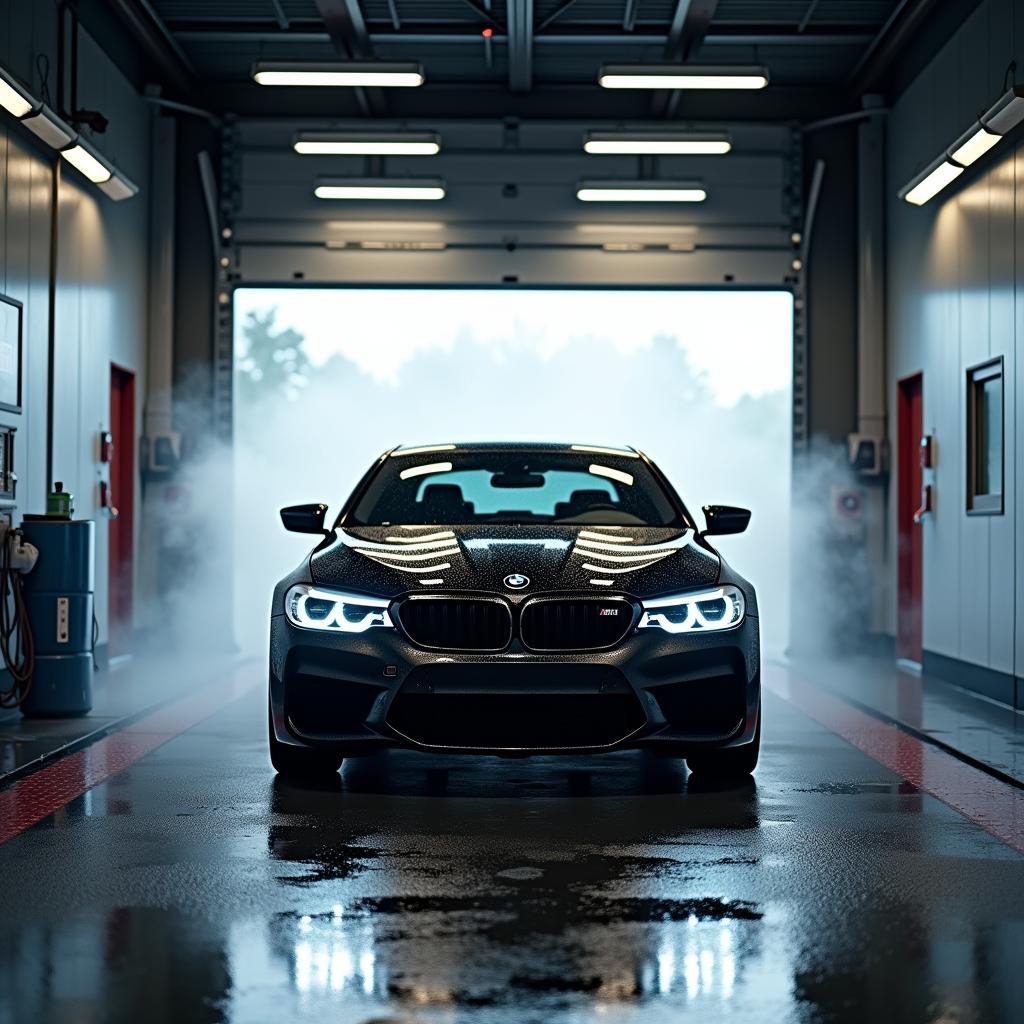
[103,0,197,97]
[269,0,289,30]
[315,0,372,57]
[848,0,940,95]
[664,0,719,59]
[508,0,534,93]
[797,0,821,33]
[455,0,505,30]
[170,28,871,46]
[313,0,384,114]
[536,0,579,33]
[656,0,721,117]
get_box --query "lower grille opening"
[285,673,382,739]
[387,692,646,750]
[651,673,747,739]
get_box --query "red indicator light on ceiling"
[482,27,493,38]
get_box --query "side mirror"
[280,503,329,535]
[702,504,751,536]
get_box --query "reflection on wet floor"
[1,688,1023,1023]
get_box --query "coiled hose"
[0,529,34,708]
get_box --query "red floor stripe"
[0,664,260,845]
[764,663,1024,855]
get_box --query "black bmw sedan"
[269,442,760,779]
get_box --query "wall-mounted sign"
[0,295,23,413]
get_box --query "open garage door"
[232,287,792,652]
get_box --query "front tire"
[268,699,343,778]
[686,704,760,779]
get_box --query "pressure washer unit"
[0,524,39,711]
[17,500,95,717]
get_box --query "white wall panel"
[886,0,1022,683]
[988,153,1016,674]
[957,174,992,669]
[1,12,150,647]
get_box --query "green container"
[46,482,74,520]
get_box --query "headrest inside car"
[555,488,614,519]
[420,483,474,518]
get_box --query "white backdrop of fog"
[230,288,794,654]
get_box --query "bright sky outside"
[234,288,793,406]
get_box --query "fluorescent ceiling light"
[948,124,1000,166]
[599,64,768,90]
[253,61,424,87]
[295,131,440,155]
[577,180,706,202]
[21,105,75,148]
[980,84,1024,134]
[583,131,731,155]
[315,178,445,200]
[61,143,112,184]
[898,157,963,206]
[0,68,34,118]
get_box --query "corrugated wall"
[886,0,1023,689]
[0,2,151,651]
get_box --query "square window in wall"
[966,357,1003,515]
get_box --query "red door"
[897,373,923,663]
[109,365,136,656]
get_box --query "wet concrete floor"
[0,681,1022,1023]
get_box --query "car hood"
[309,524,720,599]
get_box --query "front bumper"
[269,607,760,756]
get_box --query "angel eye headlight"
[638,585,745,634]
[285,584,393,632]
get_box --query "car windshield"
[347,449,685,526]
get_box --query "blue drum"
[19,519,95,717]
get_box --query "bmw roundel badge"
[504,573,530,590]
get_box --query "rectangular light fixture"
[901,84,1024,205]
[980,84,1024,134]
[253,61,424,87]
[1,63,136,200]
[0,67,34,118]
[315,178,446,201]
[98,171,139,201]
[577,180,706,202]
[948,125,1000,166]
[584,131,731,155]
[898,155,964,206]
[21,104,75,149]
[294,131,440,155]
[61,141,112,184]
[598,64,768,90]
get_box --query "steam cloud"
[222,296,794,656]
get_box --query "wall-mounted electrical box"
[0,426,17,509]
[847,432,889,477]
